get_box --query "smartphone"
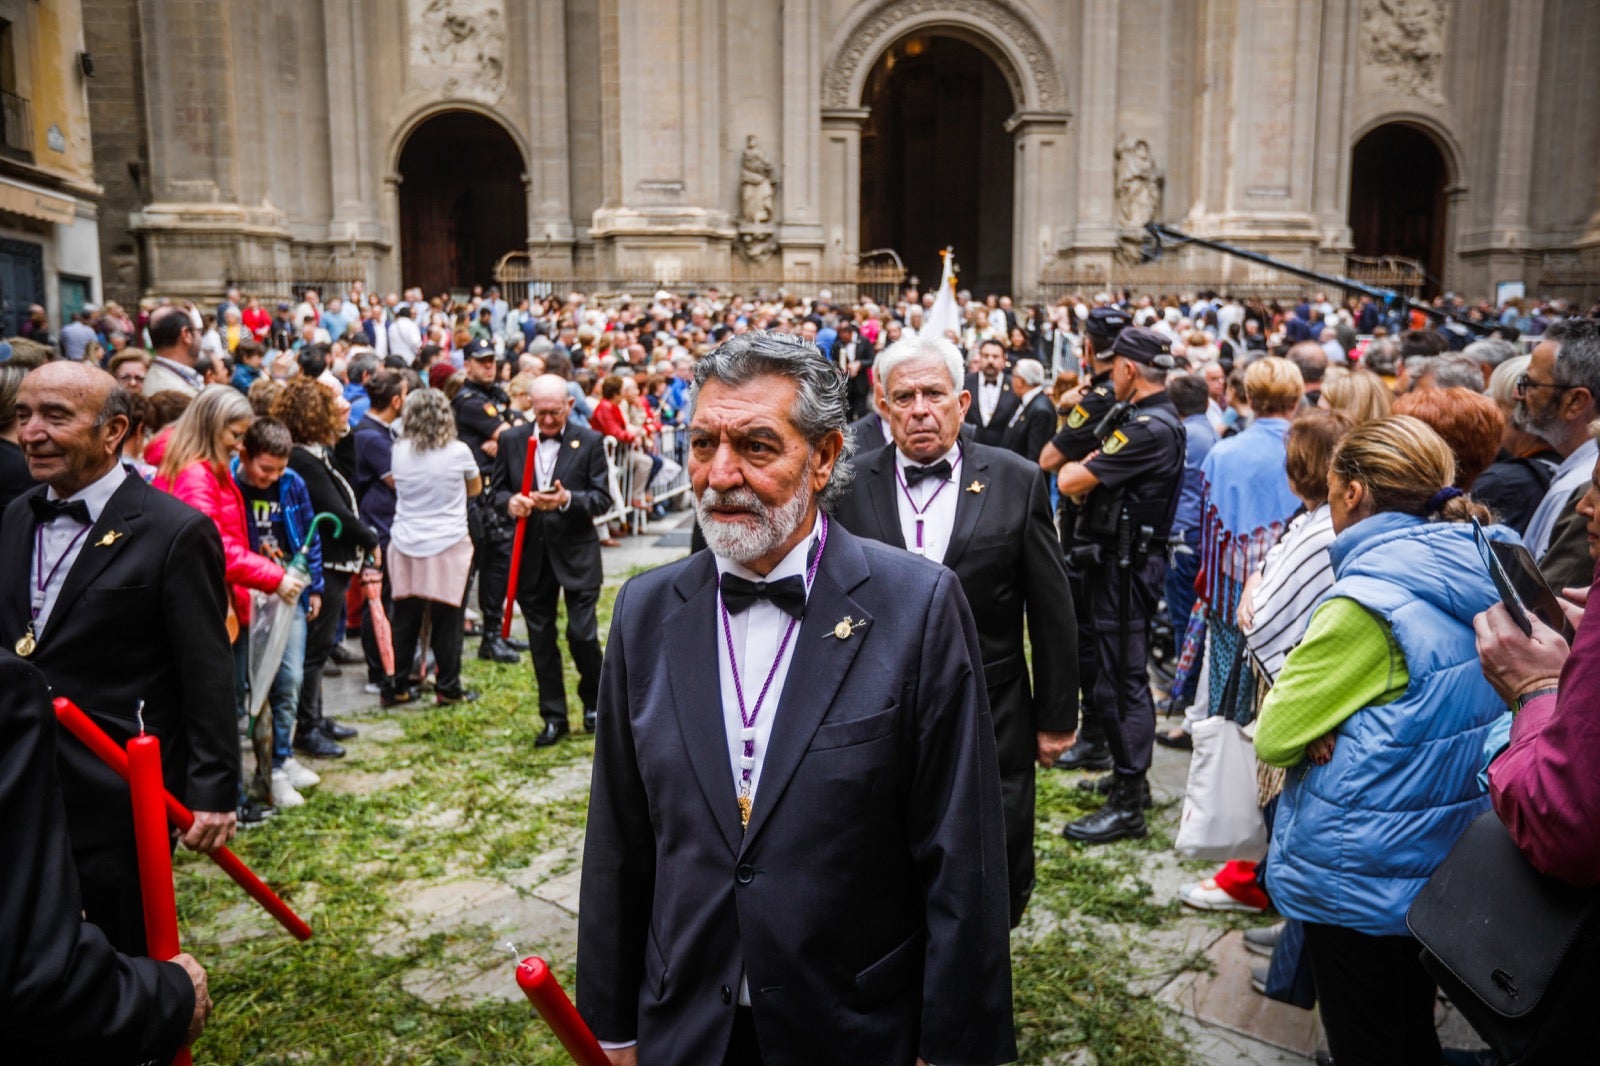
[1472,518,1574,642]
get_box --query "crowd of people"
[2,274,1598,1064]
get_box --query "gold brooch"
[570,439,580,448]
[966,481,985,494]
[829,616,868,640]
[95,530,125,547]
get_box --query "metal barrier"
[592,426,692,536]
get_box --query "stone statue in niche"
[739,135,776,226]
[412,0,506,100]
[1114,135,1163,265]
[1363,0,1446,100]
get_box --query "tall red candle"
[128,731,192,1066]
[53,698,313,942]
[516,956,610,1066]
[502,433,539,640]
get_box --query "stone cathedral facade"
[85,0,1600,304]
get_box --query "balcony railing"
[0,90,32,163]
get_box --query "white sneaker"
[270,768,306,808]
[362,682,381,695]
[282,757,320,789]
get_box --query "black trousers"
[390,596,465,699]
[1302,922,1441,1066]
[298,569,352,734]
[74,839,147,956]
[469,517,512,639]
[517,562,602,725]
[360,562,393,685]
[1085,553,1166,777]
[1066,565,1102,743]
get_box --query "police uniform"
[1049,306,1129,773]
[1066,327,1185,843]
[452,340,519,660]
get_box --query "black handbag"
[1406,809,1600,1064]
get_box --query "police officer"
[1039,305,1130,773]
[1055,327,1185,844]
[453,338,522,663]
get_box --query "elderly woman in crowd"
[384,388,481,708]
[1472,355,1562,534]
[271,377,379,754]
[1255,416,1509,1065]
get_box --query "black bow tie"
[904,459,952,486]
[720,573,806,620]
[540,434,562,443]
[30,495,91,526]
[983,376,1000,387]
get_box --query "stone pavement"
[306,510,1487,1063]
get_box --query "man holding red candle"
[0,361,238,955]
[579,333,1015,1065]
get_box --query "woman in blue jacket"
[1254,416,1511,1065]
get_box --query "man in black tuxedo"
[0,649,211,1061]
[999,357,1057,463]
[833,334,1077,927]
[578,332,1014,1066]
[964,338,1019,445]
[491,374,613,746]
[1,361,237,956]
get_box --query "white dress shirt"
[1527,438,1599,559]
[977,376,1003,424]
[894,443,962,564]
[535,435,560,491]
[31,463,131,635]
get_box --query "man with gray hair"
[579,331,1015,1065]
[1001,357,1055,462]
[832,333,1076,927]
[1516,319,1600,591]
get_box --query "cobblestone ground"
[187,512,1488,1064]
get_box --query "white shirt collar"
[1019,386,1043,407]
[895,440,962,476]
[713,511,823,588]
[47,461,130,522]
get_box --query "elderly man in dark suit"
[964,338,1020,446]
[491,374,613,746]
[833,333,1077,927]
[0,361,238,957]
[1000,357,1057,463]
[578,331,1014,1066]
[0,649,210,1061]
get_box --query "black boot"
[1055,734,1114,771]
[1064,774,1148,843]
[535,718,570,747]
[478,635,521,663]
[1075,772,1154,808]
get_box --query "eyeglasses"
[1514,374,1576,397]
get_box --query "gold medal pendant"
[737,794,752,830]
[15,626,36,657]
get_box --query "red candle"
[128,731,192,1066]
[502,433,540,640]
[53,698,313,942]
[516,956,611,1066]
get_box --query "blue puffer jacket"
[1265,511,1511,936]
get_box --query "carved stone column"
[819,108,869,277]
[1006,111,1071,300]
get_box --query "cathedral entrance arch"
[396,110,527,297]
[1349,121,1451,297]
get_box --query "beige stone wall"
[86,0,1600,304]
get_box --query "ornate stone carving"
[738,135,776,225]
[821,0,1064,112]
[1114,136,1162,265]
[1362,0,1446,101]
[410,0,506,101]
[735,227,778,264]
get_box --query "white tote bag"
[1174,715,1269,862]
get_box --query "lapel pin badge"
[569,439,580,448]
[829,616,868,640]
[966,480,985,494]
[94,530,125,548]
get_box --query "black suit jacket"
[1000,390,1057,464]
[963,372,1020,446]
[490,421,611,591]
[831,442,1077,923]
[578,522,1015,1065]
[0,473,238,852]
[0,651,193,1063]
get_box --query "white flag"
[923,249,961,341]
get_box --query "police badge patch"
[1102,429,1130,455]
[1066,404,1089,429]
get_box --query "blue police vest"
[1265,511,1510,936]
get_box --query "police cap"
[1111,327,1177,369]
[1085,306,1132,340]
[462,338,495,361]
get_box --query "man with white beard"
[578,330,1016,1066]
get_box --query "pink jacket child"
[155,459,285,624]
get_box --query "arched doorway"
[398,111,527,297]
[859,35,1015,296]
[1348,122,1449,296]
